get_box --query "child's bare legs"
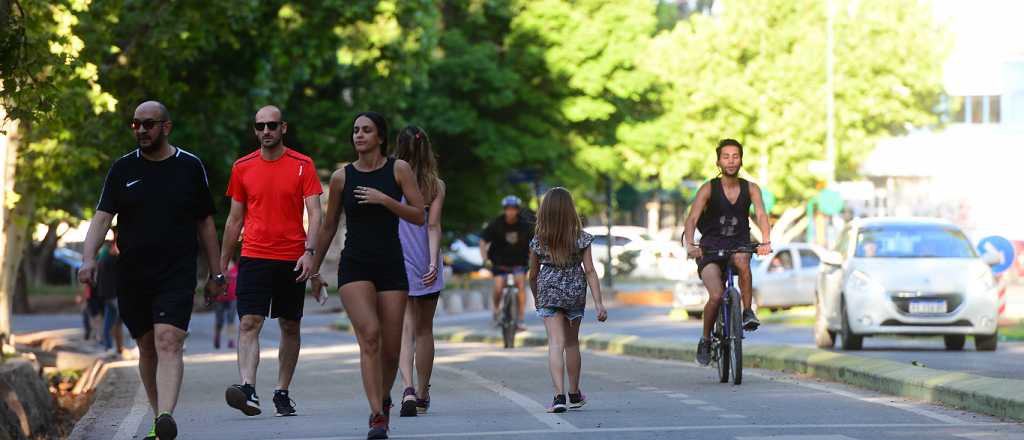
[542,313,568,395]
[564,317,583,394]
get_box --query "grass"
[1001,322,1024,341]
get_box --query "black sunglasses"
[254,122,282,131]
[130,119,166,130]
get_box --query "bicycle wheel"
[716,305,730,383]
[727,288,743,385]
[501,288,518,349]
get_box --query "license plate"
[909,300,947,314]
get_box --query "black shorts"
[696,238,750,280]
[236,257,305,321]
[117,273,195,339]
[338,255,409,292]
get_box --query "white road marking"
[435,364,579,432]
[720,414,748,419]
[637,386,660,391]
[111,384,148,440]
[667,393,691,398]
[698,405,725,411]
[682,399,709,405]
[273,422,1013,440]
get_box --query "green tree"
[634,0,950,205]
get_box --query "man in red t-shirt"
[220,105,323,418]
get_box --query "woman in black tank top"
[310,111,425,438]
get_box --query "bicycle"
[699,244,758,385]
[496,269,520,349]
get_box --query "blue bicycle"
[701,244,758,385]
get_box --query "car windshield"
[855,224,977,258]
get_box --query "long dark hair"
[395,126,441,202]
[350,111,389,155]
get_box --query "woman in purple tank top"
[394,126,446,417]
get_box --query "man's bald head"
[254,105,287,149]
[133,100,172,153]
[136,100,170,121]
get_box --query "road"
[429,305,1024,381]
[61,309,1023,440]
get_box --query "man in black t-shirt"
[480,195,534,329]
[78,101,225,440]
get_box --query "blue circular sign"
[977,236,1016,274]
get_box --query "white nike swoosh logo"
[126,179,141,187]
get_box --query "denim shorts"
[537,307,584,321]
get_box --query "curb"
[334,318,1024,422]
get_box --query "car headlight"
[848,269,883,295]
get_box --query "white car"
[583,226,689,279]
[672,243,823,319]
[814,218,1000,351]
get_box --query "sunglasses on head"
[254,122,281,131]
[130,119,166,130]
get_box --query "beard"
[721,166,740,177]
[138,130,165,153]
[261,135,281,148]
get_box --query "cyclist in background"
[481,195,533,331]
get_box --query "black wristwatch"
[211,273,227,286]
[305,248,316,256]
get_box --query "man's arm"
[220,199,246,273]
[78,211,114,285]
[749,181,772,255]
[683,183,711,258]
[294,194,323,281]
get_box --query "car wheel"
[814,293,835,349]
[943,335,966,351]
[839,297,863,350]
[975,332,998,351]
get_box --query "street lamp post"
[825,0,836,184]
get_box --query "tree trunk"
[25,222,59,287]
[0,104,21,340]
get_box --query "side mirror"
[981,251,1004,267]
[821,250,844,266]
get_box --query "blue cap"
[502,195,522,208]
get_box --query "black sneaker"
[742,309,761,331]
[696,338,711,366]
[273,389,296,417]
[155,412,177,440]
[546,394,567,413]
[226,384,262,416]
[368,413,389,439]
[568,391,587,409]
[400,387,417,417]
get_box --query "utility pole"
[604,174,614,289]
[825,0,836,185]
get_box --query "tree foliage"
[2,0,952,238]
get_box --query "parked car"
[48,247,83,285]
[814,217,1000,351]
[672,242,821,319]
[446,233,483,274]
[751,243,825,310]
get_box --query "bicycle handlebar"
[690,243,763,254]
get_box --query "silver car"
[673,243,823,319]
[814,218,1000,351]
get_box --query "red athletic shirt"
[226,147,322,261]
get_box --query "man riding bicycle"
[683,139,772,366]
[481,195,534,331]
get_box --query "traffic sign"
[978,235,1016,274]
[817,188,844,215]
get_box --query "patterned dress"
[529,231,594,313]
